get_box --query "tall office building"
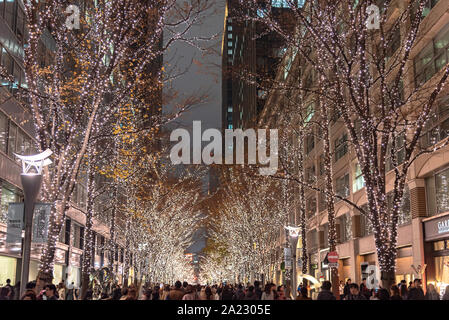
[221,0,302,132]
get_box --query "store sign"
[438,219,449,234]
[424,215,449,241]
[6,203,52,244]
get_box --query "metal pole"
[290,236,299,299]
[19,174,42,298]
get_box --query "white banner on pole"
[32,204,51,243]
[284,247,292,269]
[6,203,24,243]
[6,203,52,244]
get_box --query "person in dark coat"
[378,288,390,300]
[345,283,367,300]
[317,281,336,300]
[407,279,425,300]
[390,285,402,300]
[232,284,245,300]
[221,285,234,300]
[243,286,258,300]
[254,281,262,300]
[343,279,351,299]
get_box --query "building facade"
[260,0,449,296]
[222,0,301,133]
[0,0,135,289]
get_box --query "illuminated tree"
[20,0,213,288]
[240,0,449,287]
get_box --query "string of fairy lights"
[18,0,212,286]
[213,0,449,285]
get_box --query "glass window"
[334,133,348,162]
[398,187,411,225]
[353,163,365,192]
[16,6,24,43]
[306,196,317,218]
[304,103,314,124]
[1,48,13,88]
[64,219,71,245]
[307,230,318,250]
[435,167,449,214]
[415,19,449,86]
[15,128,24,157]
[0,1,5,17]
[4,0,15,30]
[80,227,84,250]
[305,165,315,184]
[305,134,314,154]
[386,187,411,225]
[0,112,8,153]
[434,255,449,297]
[433,240,446,251]
[415,42,435,86]
[323,224,329,248]
[318,192,326,212]
[422,0,440,17]
[386,26,400,60]
[336,173,350,200]
[7,122,17,158]
[72,224,80,248]
[339,213,352,243]
[421,96,449,148]
[11,62,20,94]
[386,133,406,171]
[359,205,373,236]
[319,154,325,176]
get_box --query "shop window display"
[0,256,16,286]
[434,255,449,297]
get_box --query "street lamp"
[15,149,52,297]
[284,225,300,299]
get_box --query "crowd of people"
[0,279,83,300]
[1,277,449,300]
[326,278,449,300]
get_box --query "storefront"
[424,213,449,297]
[395,246,414,284]
[0,255,17,286]
[67,251,82,287]
[339,258,351,282]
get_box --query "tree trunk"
[81,151,95,299]
[36,199,68,291]
[320,85,339,299]
[380,270,396,290]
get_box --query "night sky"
[163,0,225,254]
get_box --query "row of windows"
[307,189,411,247]
[1,44,26,95]
[426,166,449,216]
[0,109,35,159]
[414,21,449,87]
[0,0,26,44]
[306,169,411,223]
[59,218,126,264]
